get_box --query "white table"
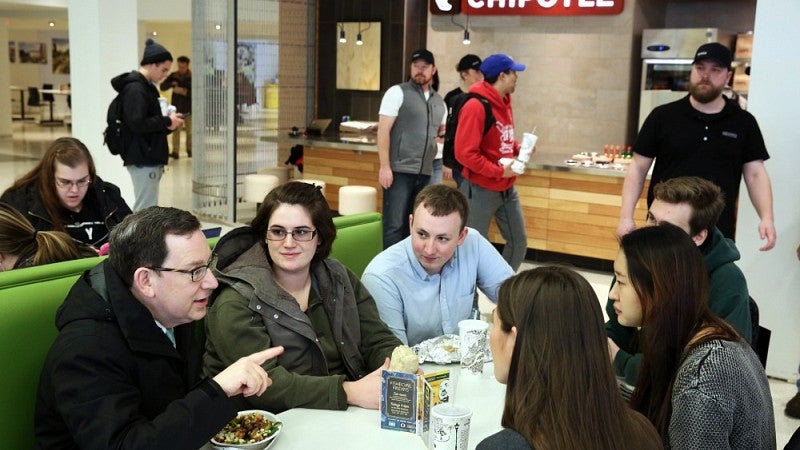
[269,363,505,450]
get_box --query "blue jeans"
[428,158,443,185]
[127,165,164,212]
[459,181,527,271]
[382,172,430,249]
[451,166,465,189]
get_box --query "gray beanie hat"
[140,38,173,66]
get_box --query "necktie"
[164,328,176,348]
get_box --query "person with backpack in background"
[443,54,483,188]
[110,39,183,211]
[455,54,531,271]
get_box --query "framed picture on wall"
[52,38,70,74]
[19,42,47,64]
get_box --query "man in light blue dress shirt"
[362,184,515,346]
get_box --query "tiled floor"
[1,121,798,446]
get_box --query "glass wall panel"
[192,0,313,223]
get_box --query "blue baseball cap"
[480,54,526,79]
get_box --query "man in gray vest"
[377,49,447,249]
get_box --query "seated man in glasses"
[35,206,284,449]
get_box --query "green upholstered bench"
[330,211,383,277]
[0,255,106,449]
[0,212,381,448]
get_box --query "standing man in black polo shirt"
[617,42,776,250]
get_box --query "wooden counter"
[294,139,649,262]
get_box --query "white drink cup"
[429,403,472,450]
[158,97,169,116]
[518,132,537,162]
[458,319,488,375]
[511,132,537,174]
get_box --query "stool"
[338,185,377,215]
[257,166,293,184]
[243,174,280,204]
[299,179,326,197]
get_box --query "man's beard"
[412,74,431,86]
[688,80,723,104]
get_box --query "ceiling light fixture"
[451,14,472,46]
[151,31,158,36]
[339,27,347,44]
[48,21,55,27]
[356,22,370,47]
[215,24,221,30]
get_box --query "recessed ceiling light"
[152,31,158,36]
[48,21,55,27]
[215,24,221,30]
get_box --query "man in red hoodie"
[454,54,528,271]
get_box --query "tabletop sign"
[380,369,451,439]
[431,0,624,16]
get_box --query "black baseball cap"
[411,49,435,65]
[456,54,482,72]
[692,42,732,69]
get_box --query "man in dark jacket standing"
[34,206,283,449]
[111,39,183,211]
[160,55,192,159]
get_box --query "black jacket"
[111,71,171,166]
[0,177,132,247]
[34,262,236,450]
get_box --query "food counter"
[261,134,648,262]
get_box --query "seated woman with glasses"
[481,266,662,450]
[0,202,96,271]
[0,137,132,249]
[203,181,402,412]
[611,223,774,449]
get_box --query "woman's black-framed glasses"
[266,227,317,242]
[55,176,91,189]
[147,253,218,282]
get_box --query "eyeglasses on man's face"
[147,253,217,282]
[266,227,317,242]
[55,176,91,189]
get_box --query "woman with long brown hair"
[480,266,662,449]
[0,202,95,270]
[0,137,131,249]
[612,223,775,448]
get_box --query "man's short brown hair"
[412,184,469,230]
[652,177,725,236]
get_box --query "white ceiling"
[0,0,192,30]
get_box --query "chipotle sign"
[430,0,624,16]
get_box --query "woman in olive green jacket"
[203,182,401,412]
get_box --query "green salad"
[213,412,281,444]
